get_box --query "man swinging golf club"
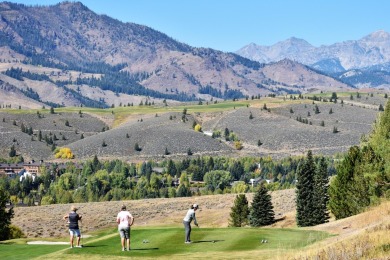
[183,204,199,244]
[63,205,82,248]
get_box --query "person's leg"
[125,227,130,250]
[188,224,192,242]
[69,231,74,247]
[76,229,81,246]
[183,221,191,242]
[119,228,125,250]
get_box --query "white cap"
[193,204,198,208]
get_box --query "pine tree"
[296,150,316,227]
[249,184,275,226]
[312,157,330,224]
[134,143,141,151]
[9,145,16,157]
[329,146,371,219]
[0,188,14,241]
[229,194,249,227]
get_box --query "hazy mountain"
[0,1,351,108]
[237,30,390,73]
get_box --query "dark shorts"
[118,226,130,239]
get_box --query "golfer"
[116,205,134,251]
[63,205,82,248]
[183,204,199,243]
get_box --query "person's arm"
[129,214,135,226]
[63,214,69,221]
[193,212,198,226]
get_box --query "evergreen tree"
[249,184,275,226]
[329,146,371,219]
[296,150,316,227]
[229,194,249,227]
[134,143,141,151]
[314,104,320,114]
[9,145,16,157]
[312,157,330,224]
[0,188,14,241]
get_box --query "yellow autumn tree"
[54,147,75,159]
[194,124,202,132]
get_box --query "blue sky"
[9,0,390,52]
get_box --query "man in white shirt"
[183,204,199,243]
[116,205,134,251]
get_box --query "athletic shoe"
[185,241,192,244]
[122,248,125,251]
[76,245,82,248]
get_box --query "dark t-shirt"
[68,212,80,229]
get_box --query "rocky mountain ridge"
[237,30,390,72]
[0,1,352,109]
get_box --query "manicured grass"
[0,243,66,260]
[0,227,331,259]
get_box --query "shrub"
[194,124,202,132]
[9,225,25,239]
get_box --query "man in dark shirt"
[63,205,82,248]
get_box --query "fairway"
[0,227,331,259]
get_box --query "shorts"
[69,229,81,237]
[118,226,130,239]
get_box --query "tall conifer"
[249,184,275,226]
[296,150,316,227]
[229,194,249,227]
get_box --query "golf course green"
[0,227,331,259]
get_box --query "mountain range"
[0,1,379,109]
[0,1,390,108]
[236,31,390,90]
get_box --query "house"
[0,160,45,177]
[249,177,272,187]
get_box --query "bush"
[9,225,25,239]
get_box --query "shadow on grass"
[131,247,159,251]
[193,240,224,243]
[79,245,106,248]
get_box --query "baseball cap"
[193,204,199,209]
